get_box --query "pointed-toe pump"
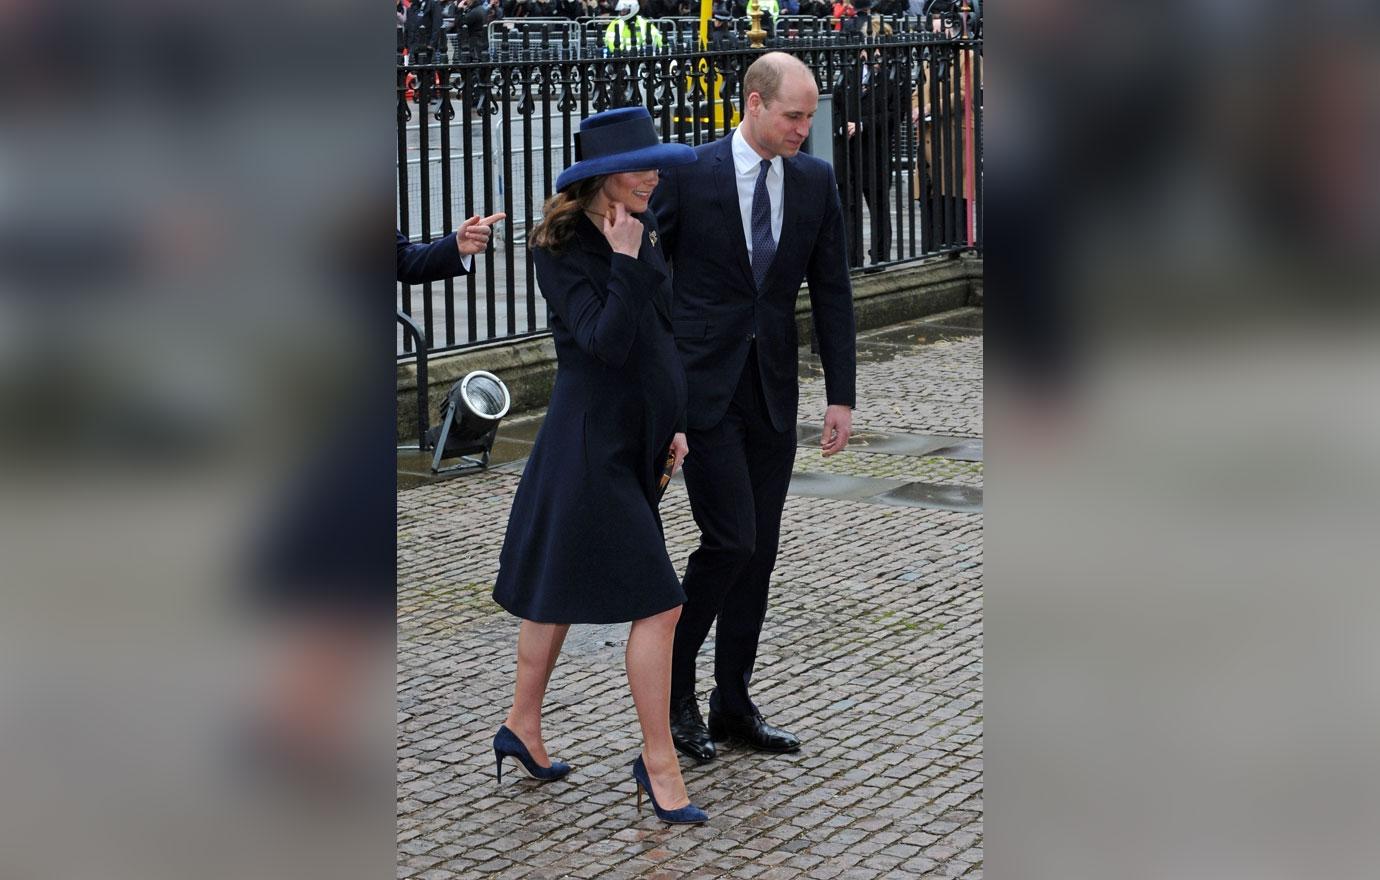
[492,725,572,784]
[631,755,709,825]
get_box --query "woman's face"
[600,169,660,214]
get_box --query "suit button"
[745,333,755,342]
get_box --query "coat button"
[745,333,755,342]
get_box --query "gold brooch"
[649,231,659,247]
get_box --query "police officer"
[708,0,735,49]
[603,0,664,52]
[754,0,779,40]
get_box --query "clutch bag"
[655,445,676,502]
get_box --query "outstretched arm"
[395,213,506,284]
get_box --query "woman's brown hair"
[529,176,605,252]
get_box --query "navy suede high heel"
[631,755,709,825]
[493,725,572,784]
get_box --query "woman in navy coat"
[489,108,709,824]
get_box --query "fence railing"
[397,31,981,358]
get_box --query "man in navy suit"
[396,212,505,284]
[652,52,857,762]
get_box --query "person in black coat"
[454,0,489,60]
[404,0,447,59]
[651,53,857,763]
[833,46,901,264]
[489,108,709,824]
[708,0,735,49]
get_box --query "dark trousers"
[845,173,893,265]
[863,175,893,262]
[671,347,797,716]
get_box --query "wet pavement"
[397,312,983,878]
[399,307,983,493]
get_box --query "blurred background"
[0,2,393,880]
[987,1,1380,878]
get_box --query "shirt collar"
[731,127,782,177]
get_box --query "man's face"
[747,71,819,159]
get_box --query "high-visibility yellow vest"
[604,17,665,51]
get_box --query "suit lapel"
[760,155,805,293]
[711,137,755,290]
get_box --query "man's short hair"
[742,52,812,107]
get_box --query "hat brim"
[555,142,697,193]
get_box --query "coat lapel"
[575,215,671,322]
[711,137,755,290]
[575,214,610,256]
[640,223,672,323]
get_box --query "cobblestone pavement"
[398,317,983,879]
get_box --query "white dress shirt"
[731,127,784,263]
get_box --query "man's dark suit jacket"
[652,135,856,433]
[396,229,468,284]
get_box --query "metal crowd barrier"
[407,13,982,61]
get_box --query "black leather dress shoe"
[707,709,802,753]
[670,695,716,763]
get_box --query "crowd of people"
[399,0,967,61]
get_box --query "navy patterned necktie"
[750,158,776,290]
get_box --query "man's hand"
[670,432,689,475]
[455,212,506,256]
[821,404,852,457]
[846,121,857,139]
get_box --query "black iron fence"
[397,25,981,357]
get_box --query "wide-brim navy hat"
[555,107,696,193]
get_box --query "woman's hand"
[670,432,689,475]
[600,202,644,258]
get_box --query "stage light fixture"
[426,370,510,474]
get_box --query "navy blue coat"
[492,212,688,624]
[651,134,856,433]
[396,229,469,284]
